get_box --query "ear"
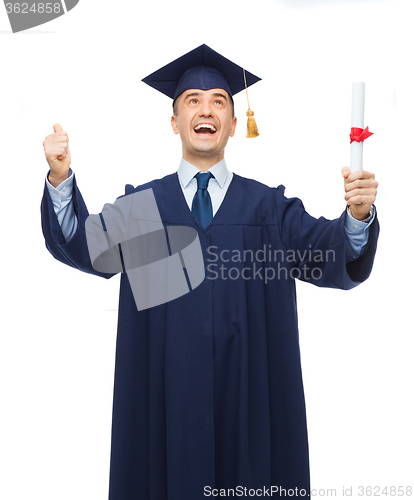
[171,114,180,135]
[229,116,237,137]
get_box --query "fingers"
[344,177,378,191]
[44,124,69,145]
[341,166,351,180]
[45,144,68,161]
[345,187,377,206]
[344,175,378,194]
[345,170,378,205]
[345,190,376,206]
[344,169,376,183]
[43,139,69,162]
[43,124,71,183]
[43,124,69,161]
[342,167,378,208]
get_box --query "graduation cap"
[142,44,261,138]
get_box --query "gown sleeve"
[274,185,379,290]
[40,174,115,279]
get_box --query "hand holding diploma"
[342,167,378,220]
[43,123,71,187]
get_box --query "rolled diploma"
[350,81,365,172]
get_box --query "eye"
[189,98,198,104]
[214,100,223,106]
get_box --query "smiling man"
[41,44,379,500]
[171,88,236,169]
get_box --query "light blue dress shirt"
[46,159,374,261]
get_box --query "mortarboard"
[142,44,261,138]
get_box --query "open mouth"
[194,123,217,134]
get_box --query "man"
[41,45,379,499]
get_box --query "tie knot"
[196,171,213,191]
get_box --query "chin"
[190,140,219,153]
[194,146,220,156]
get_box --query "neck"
[182,151,224,172]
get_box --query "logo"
[4,0,78,33]
[85,189,205,311]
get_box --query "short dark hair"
[172,92,235,117]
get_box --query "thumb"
[53,123,63,133]
[342,166,351,180]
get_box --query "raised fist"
[43,123,71,187]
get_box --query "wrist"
[348,205,374,222]
[48,170,69,188]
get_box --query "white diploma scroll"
[350,81,365,172]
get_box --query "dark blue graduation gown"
[41,172,379,499]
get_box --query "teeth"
[194,124,217,132]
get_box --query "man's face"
[171,88,237,164]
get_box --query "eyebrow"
[184,92,201,100]
[212,92,229,102]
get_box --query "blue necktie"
[192,172,213,228]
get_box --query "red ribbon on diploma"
[350,126,374,144]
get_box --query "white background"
[0,0,413,498]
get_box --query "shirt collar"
[177,158,230,189]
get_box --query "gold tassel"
[243,68,259,138]
[246,109,259,138]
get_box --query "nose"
[198,101,214,118]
